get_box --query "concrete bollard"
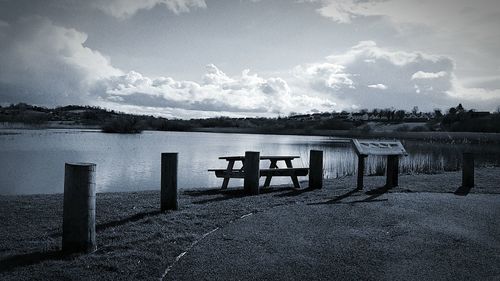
[244,151,260,195]
[462,152,474,188]
[62,162,96,253]
[309,150,323,189]
[161,153,178,211]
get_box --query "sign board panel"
[351,139,407,156]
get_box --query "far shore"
[1,168,499,280]
[2,122,500,143]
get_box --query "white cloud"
[0,17,121,105]
[291,41,500,111]
[307,0,500,93]
[100,65,335,116]
[292,63,354,91]
[310,0,500,31]
[0,17,335,117]
[367,84,387,90]
[411,71,447,80]
[93,0,206,19]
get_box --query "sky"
[0,0,499,118]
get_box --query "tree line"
[0,103,499,133]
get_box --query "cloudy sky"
[0,0,499,118]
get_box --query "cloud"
[309,0,500,30]
[99,65,335,116]
[0,16,121,105]
[306,0,500,93]
[0,16,334,117]
[367,84,387,90]
[92,0,206,19]
[411,71,447,80]
[291,41,500,111]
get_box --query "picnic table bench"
[208,155,309,189]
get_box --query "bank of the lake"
[1,168,499,280]
[3,122,500,144]
[192,127,500,143]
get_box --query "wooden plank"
[261,156,300,160]
[219,156,245,160]
[263,159,278,187]
[221,160,235,189]
[285,159,301,189]
[352,139,407,156]
[260,168,309,177]
[212,170,245,178]
[219,156,300,160]
[212,168,309,178]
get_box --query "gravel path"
[164,192,500,281]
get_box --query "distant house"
[288,114,312,121]
[349,113,369,121]
[311,112,333,120]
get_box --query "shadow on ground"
[309,186,392,205]
[0,250,65,273]
[188,187,291,204]
[454,185,472,196]
[49,210,162,239]
[273,187,317,197]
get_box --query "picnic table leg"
[357,155,365,190]
[285,159,301,189]
[221,160,235,189]
[263,159,278,188]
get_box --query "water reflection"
[1,129,499,195]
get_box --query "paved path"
[164,192,500,281]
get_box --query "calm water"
[1,129,499,195]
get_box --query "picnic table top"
[219,155,300,161]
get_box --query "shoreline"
[1,168,499,280]
[2,124,500,143]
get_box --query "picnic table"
[209,155,308,189]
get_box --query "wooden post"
[244,151,260,195]
[309,150,323,189]
[62,163,96,253]
[462,152,474,188]
[386,155,399,187]
[356,155,365,190]
[161,153,178,211]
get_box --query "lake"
[1,129,499,195]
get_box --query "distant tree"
[411,106,419,115]
[456,103,465,113]
[448,107,457,115]
[433,109,443,119]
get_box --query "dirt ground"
[1,168,499,280]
